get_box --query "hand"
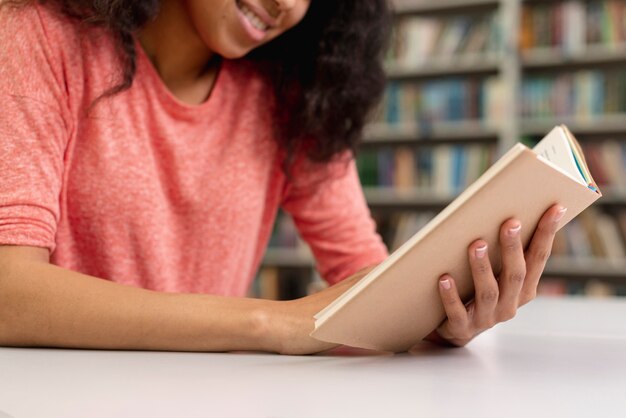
[425,204,567,347]
[261,265,376,355]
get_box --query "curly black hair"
[8,1,391,168]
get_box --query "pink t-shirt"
[0,5,389,295]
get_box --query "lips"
[239,2,269,31]
[236,0,277,31]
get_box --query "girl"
[0,0,564,353]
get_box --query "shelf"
[363,121,499,146]
[262,1,626,288]
[261,248,314,268]
[386,58,500,80]
[364,189,626,210]
[261,251,626,286]
[362,187,626,210]
[393,0,500,15]
[544,258,626,284]
[364,188,454,210]
[520,115,626,137]
[522,45,626,71]
[596,193,626,207]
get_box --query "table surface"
[1,296,625,418]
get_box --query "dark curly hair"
[8,0,391,169]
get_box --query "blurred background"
[253,0,626,300]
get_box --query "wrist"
[423,329,459,348]
[249,299,285,353]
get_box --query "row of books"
[375,78,504,126]
[520,70,626,119]
[253,266,625,299]
[388,12,501,68]
[552,208,626,263]
[373,206,626,263]
[261,206,626,299]
[520,0,626,53]
[357,145,496,195]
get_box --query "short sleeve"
[281,154,389,285]
[0,6,72,252]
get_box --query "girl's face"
[183,0,311,58]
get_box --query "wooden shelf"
[364,188,454,210]
[596,193,626,207]
[393,0,499,15]
[364,189,626,209]
[522,45,626,71]
[363,121,499,146]
[262,1,626,289]
[520,115,626,137]
[261,248,314,268]
[544,258,626,284]
[261,251,626,286]
[386,58,500,80]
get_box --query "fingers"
[433,208,566,346]
[467,240,498,329]
[521,205,567,305]
[436,275,472,341]
[497,219,526,320]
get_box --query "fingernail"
[475,244,487,259]
[554,207,567,223]
[507,224,521,237]
[440,278,451,290]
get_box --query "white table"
[1,296,625,418]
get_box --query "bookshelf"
[257,0,626,299]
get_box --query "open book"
[311,125,601,352]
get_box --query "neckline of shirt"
[134,37,227,120]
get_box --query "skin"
[0,0,566,353]
[138,0,310,105]
[431,205,567,347]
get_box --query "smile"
[236,1,269,32]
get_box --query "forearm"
[0,260,274,352]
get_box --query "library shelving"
[516,0,626,295]
[257,0,626,299]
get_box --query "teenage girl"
[0,0,565,354]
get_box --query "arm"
[281,155,389,285]
[0,245,374,354]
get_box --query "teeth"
[239,3,269,32]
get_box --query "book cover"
[311,125,601,352]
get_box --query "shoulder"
[0,3,81,50]
[0,3,84,89]
[1,3,121,112]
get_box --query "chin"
[209,37,256,60]
[218,47,253,59]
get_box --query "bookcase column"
[499,0,522,153]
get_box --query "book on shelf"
[581,140,626,193]
[252,266,316,300]
[388,9,501,70]
[521,69,626,119]
[521,0,626,55]
[254,267,280,300]
[552,207,626,265]
[311,125,601,352]
[376,78,504,128]
[357,144,495,195]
